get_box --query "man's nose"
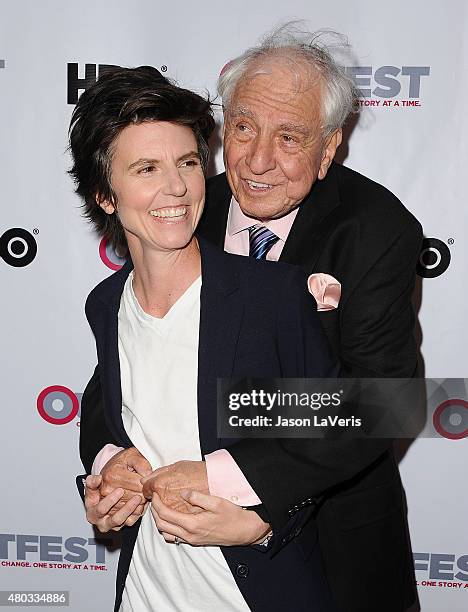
[163,168,187,197]
[245,135,276,174]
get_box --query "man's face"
[223,58,340,221]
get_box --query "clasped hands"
[84,447,270,547]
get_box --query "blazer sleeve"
[79,365,119,474]
[338,218,423,377]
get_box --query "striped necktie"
[248,225,279,260]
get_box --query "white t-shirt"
[118,273,249,612]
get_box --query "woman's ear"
[97,196,115,215]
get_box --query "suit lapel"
[279,163,341,270]
[197,238,244,453]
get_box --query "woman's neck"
[129,238,201,318]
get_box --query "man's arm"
[339,219,422,378]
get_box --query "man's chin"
[239,199,292,222]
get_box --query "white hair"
[218,21,358,136]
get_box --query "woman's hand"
[150,489,271,546]
[84,475,144,532]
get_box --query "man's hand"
[84,475,144,532]
[100,447,152,517]
[151,489,271,547]
[141,460,209,514]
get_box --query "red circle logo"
[433,399,468,440]
[37,385,80,425]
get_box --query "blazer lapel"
[197,238,244,453]
[279,162,341,270]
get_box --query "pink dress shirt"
[92,198,299,507]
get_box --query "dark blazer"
[84,238,338,612]
[80,162,423,611]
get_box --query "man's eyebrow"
[227,108,310,136]
[278,122,310,136]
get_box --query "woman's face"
[101,121,205,254]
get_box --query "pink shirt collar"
[227,197,299,242]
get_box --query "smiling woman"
[98,121,206,297]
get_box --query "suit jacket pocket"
[329,476,404,531]
[317,309,340,358]
[317,308,339,328]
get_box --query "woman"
[69,66,336,612]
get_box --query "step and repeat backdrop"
[1,1,467,610]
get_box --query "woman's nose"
[163,168,187,197]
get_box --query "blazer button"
[235,563,249,578]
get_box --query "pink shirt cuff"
[91,444,123,475]
[205,449,262,506]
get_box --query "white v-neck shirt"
[118,273,249,612]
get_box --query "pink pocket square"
[307,273,341,311]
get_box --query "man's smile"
[243,179,275,191]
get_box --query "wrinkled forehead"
[226,52,323,129]
[236,50,323,101]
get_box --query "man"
[81,23,422,612]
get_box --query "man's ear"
[318,128,342,180]
[97,196,115,215]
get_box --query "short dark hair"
[68,66,215,255]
